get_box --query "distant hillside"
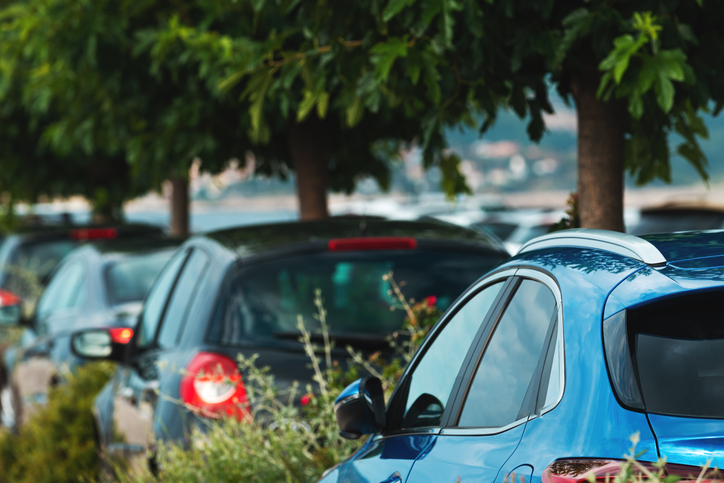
[445,93,724,191]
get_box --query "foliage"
[0,362,114,483]
[548,192,580,233]
[131,0,479,199]
[0,0,242,215]
[119,275,439,482]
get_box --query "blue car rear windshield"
[207,250,501,348]
[105,250,174,305]
[631,292,724,419]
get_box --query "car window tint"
[136,250,188,349]
[458,279,556,428]
[630,291,724,418]
[207,251,503,347]
[396,281,504,430]
[105,250,175,305]
[157,250,209,349]
[36,260,86,321]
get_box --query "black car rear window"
[105,250,175,305]
[207,250,501,348]
[0,239,77,300]
[630,291,724,419]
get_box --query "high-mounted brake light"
[70,228,118,241]
[328,237,417,252]
[544,459,718,483]
[179,352,248,420]
[109,328,133,344]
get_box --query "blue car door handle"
[381,472,402,483]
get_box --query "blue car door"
[405,271,562,483]
[338,275,513,483]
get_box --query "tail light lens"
[179,352,248,420]
[544,459,718,483]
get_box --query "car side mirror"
[70,327,134,363]
[334,376,386,440]
[0,289,23,326]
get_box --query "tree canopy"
[2,0,722,229]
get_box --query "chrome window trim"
[441,417,526,436]
[514,268,565,417]
[518,228,667,266]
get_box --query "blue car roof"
[512,229,724,317]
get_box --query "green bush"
[0,361,114,483]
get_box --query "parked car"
[324,228,724,483]
[0,237,180,429]
[68,219,510,468]
[628,204,724,235]
[0,224,164,318]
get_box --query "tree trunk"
[571,71,626,232]
[288,118,329,220]
[170,176,189,237]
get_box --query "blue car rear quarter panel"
[604,259,724,470]
[500,249,658,483]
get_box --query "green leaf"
[371,37,409,81]
[598,34,646,84]
[656,49,686,82]
[629,91,644,119]
[440,0,462,46]
[346,96,364,127]
[597,71,613,100]
[383,0,414,22]
[247,70,273,143]
[638,55,657,93]
[297,89,318,122]
[219,70,247,93]
[510,83,527,118]
[316,91,330,119]
[409,60,422,85]
[654,73,675,113]
[251,0,266,12]
[677,24,698,45]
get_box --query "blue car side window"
[458,279,556,428]
[396,281,505,430]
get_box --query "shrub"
[0,362,114,483]
[120,275,440,482]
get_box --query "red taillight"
[70,228,118,240]
[544,459,717,483]
[109,328,133,344]
[179,352,248,420]
[0,289,21,308]
[327,237,417,252]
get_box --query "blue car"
[324,229,724,483]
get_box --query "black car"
[0,224,164,318]
[0,237,180,429]
[69,219,509,467]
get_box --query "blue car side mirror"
[334,376,386,440]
